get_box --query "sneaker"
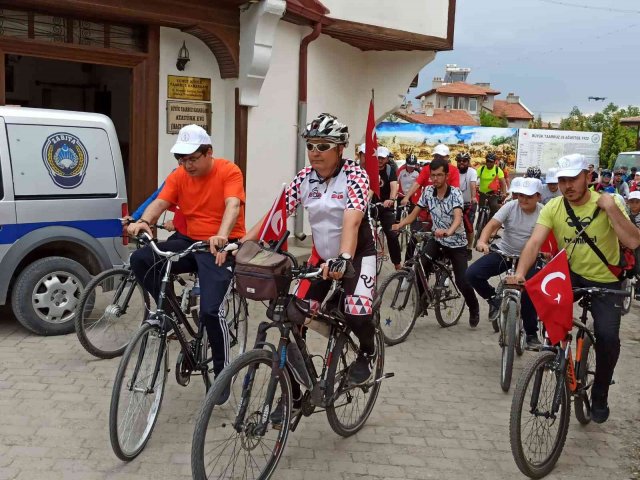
[526,334,542,349]
[349,352,375,385]
[270,395,302,427]
[591,394,610,424]
[488,296,501,321]
[469,311,480,328]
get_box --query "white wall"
[158,27,236,185]
[320,0,449,38]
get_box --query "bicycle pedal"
[376,372,394,383]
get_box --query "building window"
[469,98,478,113]
[446,96,454,108]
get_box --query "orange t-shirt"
[158,158,246,240]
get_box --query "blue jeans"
[465,252,538,335]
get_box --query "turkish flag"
[365,98,380,198]
[258,185,288,251]
[524,249,573,345]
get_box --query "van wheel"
[11,257,91,336]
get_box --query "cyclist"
[393,157,480,326]
[613,169,630,198]
[587,163,599,187]
[457,152,478,260]
[373,146,402,270]
[594,169,613,192]
[476,152,507,217]
[356,143,366,165]
[466,177,543,346]
[400,143,460,207]
[540,167,561,205]
[510,153,640,423]
[396,154,421,205]
[126,124,246,403]
[242,113,378,421]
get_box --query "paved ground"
[1,264,639,480]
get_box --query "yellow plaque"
[166,101,212,134]
[167,75,211,101]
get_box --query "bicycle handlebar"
[573,287,630,297]
[489,244,520,260]
[139,232,239,258]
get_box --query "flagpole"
[259,183,286,242]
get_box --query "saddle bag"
[234,241,293,300]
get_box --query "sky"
[407,0,640,122]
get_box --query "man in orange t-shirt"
[128,125,245,397]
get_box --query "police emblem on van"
[41,132,89,189]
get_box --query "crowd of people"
[127,113,640,429]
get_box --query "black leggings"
[377,206,402,265]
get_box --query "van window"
[0,154,3,200]
[7,124,117,198]
[614,153,640,171]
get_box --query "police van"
[0,107,128,335]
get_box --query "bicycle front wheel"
[574,335,595,425]
[326,324,384,437]
[76,268,152,359]
[224,288,248,359]
[192,349,292,480]
[376,270,419,346]
[621,278,633,315]
[375,231,385,276]
[510,350,570,478]
[434,270,465,327]
[109,322,168,461]
[500,299,517,392]
[473,209,487,248]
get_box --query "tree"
[480,110,508,128]
[529,114,544,129]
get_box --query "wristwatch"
[138,219,151,226]
[338,253,352,261]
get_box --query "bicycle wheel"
[375,231,385,276]
[76,268,152,359]
[473,209,487,248]
[109,322,168,461]
[574,335,595,425]
[510,350,570,478]
[224,288,248,359]
[376,270,419,346]
[434,270,465,327]
[500,299,517,392]
[325,324,384,437]
[515,323,526,357]
[621,278,633,315]
[192,349,292,480]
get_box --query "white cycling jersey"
[286,159,374,260]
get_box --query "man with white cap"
[400,143,460,207]
[510,153,640,423]
[373,146,402,269]
[540,167,561,205]
[127,124,246,403]
[466,177,543,344]
[357,143,366,165]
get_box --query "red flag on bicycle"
[365,94,380,198]
[258,184,288,251]
[524,249,573,345]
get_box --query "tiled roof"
[396,110,479,126]
[415,82,501,99]
[620,116,640,125]
[492,100,534,120]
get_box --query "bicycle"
[75,228,248,360]
[509,286,629,478]
[396,203,412,252]
[621,274,636,315]
[369,202,388,276]
[108,235,242,461]
[375,231,465,345]
[489,245,528,392]
[191,237,393,480]
[473,193,501,248]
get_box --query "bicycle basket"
[234,241,293,301]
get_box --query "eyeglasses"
[174,152,204,164]
[306,142,337,153]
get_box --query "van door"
[0,117,17,249]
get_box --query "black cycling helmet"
[406,153,418,166]
[456,152,471,161]
[486,152,497,162]
[601,169,612,177]
[526,166,542,179]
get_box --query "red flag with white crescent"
[524,249,573,344]
[258,185,288,251]
[365,98,380,198]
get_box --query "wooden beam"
[234,88,248,187]
[0,50,5,106]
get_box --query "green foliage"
[480,110,508,128]
[558,103,640,167]
[529,114,545,129]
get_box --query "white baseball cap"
[545,167,559,184]
[512,177,542,196]
[433,144,450,157]
[358,143,366,154]
[170,124,212,155]
[509,176,523,193]
[376,146,390,158]
[628,191,640,201]
[556,153,589,178]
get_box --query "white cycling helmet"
[302,113,349,145]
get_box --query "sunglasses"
[306,142,337,153]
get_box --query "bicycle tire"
[510,350,570,478]
[515,324,526,357]
[376,270,419,346]
[473,209,487,248]
[225,289,249,358]
[75,268,151,359]
[434,270,464,328]
[375,231,385,276]
[500,299,517,392]
[109,322,168,461]
[192,349,292,480]
[326,325,384,437]
[621,278,633,315]
[574,335,595,425]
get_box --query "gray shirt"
[493,201,543,256]
[540,185,562,205]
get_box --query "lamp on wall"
[176,41,190,71]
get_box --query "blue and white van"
[0,107,128,335]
